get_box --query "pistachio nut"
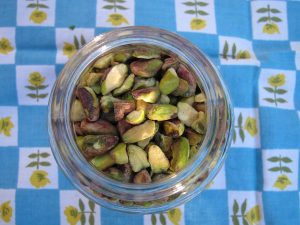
[109,143,128,164]
[126,109,145,125]
[177,64,196,97]
[170,137,190,172]
[159,68,180,95]
[113,73,135,96]
[163,119,185,137]
[132,47,161,59]
[91,153,115,171]
[113,100,136,121]
[184,127,203,146]
[132,86,160,103]
[117,119,133,136]
[130,59,163,77]
[177,102,198,126]
[122,120,156,143]
[193,102,206,112]
[158,94,170,104]
[179,96,195,105]
[127,144,150,172]
[137,137,152,149]
[121,163,133,183]
[155,133,173,154]
[80,119,118,135]
[93,53,113,69]
[113,50,132,63]
[132,77,156,90]
[106,167,125,181]
[148,145,170,173]
[191,111,206,134]
[147,104,177,121]
[83,135,119,157]
[136,99,149,111]
[74,122,83,135]
[195,93,206,103]
[133,169,152,184]
[86,72,102,94]
[100,95,120,113]
[71,99,86,122]
[77,87,100,122]
[76,136,84,151]
[162,57,179,71]
[172,78,189,96]
[101,64,128,95]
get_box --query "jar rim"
[48,26,234,213]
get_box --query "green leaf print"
[241,199,247,215]
[239,128,245,142]
[159,213,166,225]
[26,72,48,102]
[28,153,38,158]
[39,161,51,166]
[281,157,292,163]
[257,4,282,34]
[233,129,236,143]
[223,41,229,59]
[115,5,127,10]
[26,161,38,167]
[37,85,48,90]
[263,98,275,103]
[185,10,196,14]
[196,10,208,15]
[79,199,84,211]
[40,152,50,158]
[267,156,280,162]
[183,1,196,6]
[81,213,86,225]
[268,167,281,172]
[74,36,80,50]
[276,98,287,103]
[233,200,239,215]
[275,89,287,94]
[103,5,114,9]
[196,2,208,6]
[242,218,249,225]
[151,214,157,225]
[232,43,236,59]
[232,215,239,225]
[263,87,274,93]
[80,35,86,46]
[89,213,95,225]
[88,200,95,212]
[281,166,292,173]
[238,113,242,126]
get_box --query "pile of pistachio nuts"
[71,45,206,184]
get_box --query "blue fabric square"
[215,0,251,39]
[101,207,144,225]
[16,189,59,225]
[55,0,96,27]
[185,190,228,225]
[259,108,299,149]
[0,65,17,105]
[16,27,55,64]
[58,170,75,190]
[177,32,219,59]
[263,192,299,225]
[0,147,18,188]
[221,66,259,108]
[287,2,300,41]
[226,148,263,190]
[0,0,16,26]
[135,0,176,31]
[294,71,300,110]
[18,106,49,147]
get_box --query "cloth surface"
[0,0,299,224]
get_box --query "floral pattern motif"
[256,4,282,34]
[26,150,51,188]
[102,0,129,26]
[233,113,258,143]
[64,199,95,225]
[0,117,14,137]
[182,0,208,30]
[151,208,182,225]
[27,0,49,24]
[231,199,261,225]
[221,41,251,60]
[0,201,13,223]
[0,38,14,55]
[25,72,48,102]
[62,26,87,58]
[263,73,287,106]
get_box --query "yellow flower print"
[268,73,285,87]
[0,117,14,137]
[63,42,77,58]
[28,72,46,87]
[237,50,251,59]
[64,206,81,225]
[263,23,280,34]
[167,208,182,225]
[244,117,257,137]
[245,205,261,225]
[0,201,12,223]
[30,170,50,188]
[273,174,292,190]
[29,9,47,24]
[106,13,129,26]
[190,18,206,30]
[0,38,13,55]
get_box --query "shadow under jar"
[48,26,234,214]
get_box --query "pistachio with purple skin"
[82,135,119,157]
[117,119,133,136]
[184,127,203,146]
[80,119,118,135]
[172,78,189,97]
[113,100,136,121]
[177,64,196,97]
[77,87,100,121]
[132,47,161,59]
[155,133,173,154]
[162,57,179,71]
[163,119,185,138]
[130,59,163,77]
[71,99,86,122]
[133,169,152,184]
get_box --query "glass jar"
[48,26,234,214]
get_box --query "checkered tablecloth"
[0,0,299,224]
